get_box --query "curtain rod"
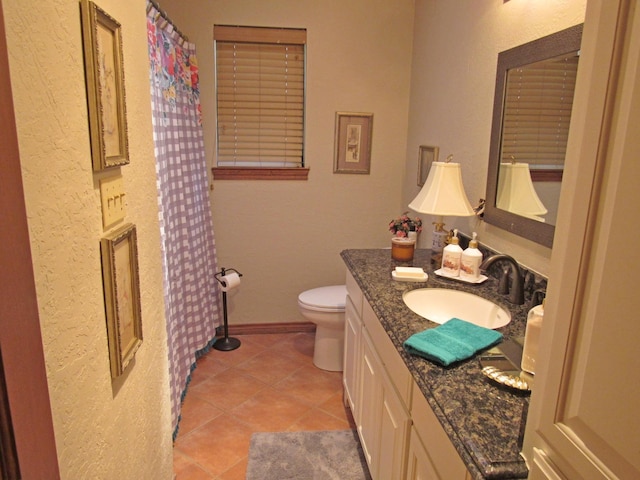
[147,0,189,43]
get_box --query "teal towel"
[403,318,503,366]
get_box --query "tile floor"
[173,332,355,479]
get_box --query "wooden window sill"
[212,167,309,181]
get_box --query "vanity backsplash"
[458,232,548,306]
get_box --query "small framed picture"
[333,112,373,174]
[101,223,142,378]
[81,0,130,171]
[418,145,439,186]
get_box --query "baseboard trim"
[217,322,316,336]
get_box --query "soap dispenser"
[460,232,483,282]
[521,290,546,375]
[441,229,462,277]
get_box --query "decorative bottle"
[521,296,545,375]
[441,229,462,277]
[460,232,483,282]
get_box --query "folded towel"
[403,318,503,366]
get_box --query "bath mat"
[246,429,372,480]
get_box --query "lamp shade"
[408,162,475,216]
[496,162,547,217]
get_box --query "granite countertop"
[341,248,533,480]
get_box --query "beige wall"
[405,0,587,276]
[161,0,416,324]
[2,0,591,475]
[4,0,173,478]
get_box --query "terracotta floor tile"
[174,332,352,478]
[174,414,253,476]
[235,349,306,385]
[230,386,313,432]
[189,368,268,413]
[177,394,224,437]
[173,449,193,474]
[190,355,229,382]
[274,364,343,407]
[218,457,248,480]
[205,337,266,367]
[174,462,215,480]
[288,407,352,431]
[317,390,357,427]
[275,332,316,364]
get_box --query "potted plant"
[389,212,422,260]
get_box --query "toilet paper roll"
[221,272,241,292]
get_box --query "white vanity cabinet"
[344,271,411,479]
[344,271,470,480]
[343,271,363,423]
[407,383,470,480]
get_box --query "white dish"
[434,268,488,284]
[392,271,428,282]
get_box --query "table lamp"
[408,155,475,264]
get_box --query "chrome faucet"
[479,254,525,305]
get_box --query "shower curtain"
[147,2,221,438]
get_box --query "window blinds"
[214,25,306,167]
[500,53,579,170]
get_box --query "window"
[500,52,578,181]
[213,25,308,180]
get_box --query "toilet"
[298,285,347,372]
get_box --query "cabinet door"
[378,371,410,479]
[522,2,640,479]
[407,427,439,480]
[358,329,383,475]
[343,295,362,420]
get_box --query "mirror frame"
[484,24,583,248]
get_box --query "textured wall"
[161,0,416,325]
[4,0,173,478]
[404,0,587,277]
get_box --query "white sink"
[402,288,511,329]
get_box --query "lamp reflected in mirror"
[497,161,547,222]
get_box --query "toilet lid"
[298,285,347,312]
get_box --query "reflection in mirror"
[485,24,583,248]
[497,161,548,222]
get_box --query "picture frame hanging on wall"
[101,223,142,378]
[80,0,130,171]
[418,145,439,186]
[333,112,373,174]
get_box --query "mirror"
[484,24,583,248]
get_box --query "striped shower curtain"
[147,2,221,439]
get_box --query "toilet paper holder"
[213,267,243,351]
[214,267,243,290]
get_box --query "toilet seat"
[298,285,347,313]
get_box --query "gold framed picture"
[81,0,130,171]
[101,223,142,378]
[418,145,439,186]
[333,112,373,174]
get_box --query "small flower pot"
[391,237,416,261]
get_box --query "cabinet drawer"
[346,270,363,317]
[363,300,412,407]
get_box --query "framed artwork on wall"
[333,112,373,174]
[101,223,142,378]
[80,0,130,171]
[418,145,439,186]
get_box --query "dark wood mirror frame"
[484,24,583,249]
